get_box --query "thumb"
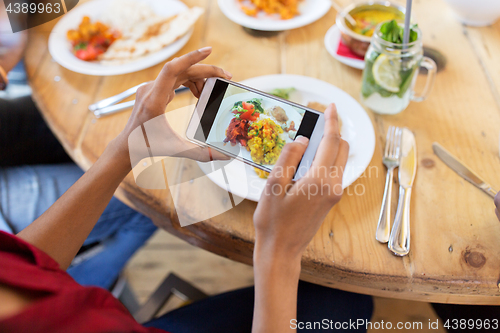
[266,136,309,187]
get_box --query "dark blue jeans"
[144,281,374,332]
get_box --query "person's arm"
[252,104,349,332]
[252,245,302,332]
[0,8,27,74]
[17,47,232,270]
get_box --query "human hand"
[0,13,27,83]
[115,47,232,166]
[253,104,349,263]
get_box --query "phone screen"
[194,79,319,172]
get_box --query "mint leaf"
[379,20,419,44]
[397,67,417,98]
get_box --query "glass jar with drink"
[361,21,437,115]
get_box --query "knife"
[432,142,497,199]
[388,128,417,257]
[90,85,189,118]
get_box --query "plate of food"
[218,0,331,31]
[197,74,376,202]
[48,0,203,76]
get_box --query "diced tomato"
[240,109,259,121]
[75,44,101,61]
[91,36,110,47]
[75,49,91,61]
[242,101,255,112]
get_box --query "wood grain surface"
[24,0,500,304]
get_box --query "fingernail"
[198,46,212,53]
[224,70,232,79]
[295,135,309,145]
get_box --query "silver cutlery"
[376,126,402,243]
[89,82,150,112]
[433,142,497,199]
[89,84,189,118]
[331,0,357,27]
[388,128,417,256]
[93,100,136,118]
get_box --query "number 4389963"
[444,319,499,330]
[6,2,61,14]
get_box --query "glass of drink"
[361,23,437,115]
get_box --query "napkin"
[336,39,364,60]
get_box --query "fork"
[376,126,402,243]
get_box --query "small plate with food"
[325,1,406,69]
[197,74,375,202]
[49,0,203,76]
[218,0,331,31]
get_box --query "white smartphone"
[186,78,325,180]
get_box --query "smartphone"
[186,78,325,180]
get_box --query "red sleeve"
[0,231,166,333]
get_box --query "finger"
[183,81,200,98]
[179,64,232,84]
[496,208,500,222]
[181,141,230,162]
[266,136,309,189]
[331,139,350,182]
[312,104,341,168]
[151,47,213,104]
[195,80,205,96]
[201,146,231,161]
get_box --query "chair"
[112,273,209,323]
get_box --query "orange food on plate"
[66,16,121,61]
[224,118,252,147]
[239,0,302,20]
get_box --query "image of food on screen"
[205,86,305,178]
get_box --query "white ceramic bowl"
[444,0,500,26]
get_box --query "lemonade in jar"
[361,21,436,114]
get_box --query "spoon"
[331,0,356,27]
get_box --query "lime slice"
[372,54,401,93]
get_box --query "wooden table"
[25,0,500,304]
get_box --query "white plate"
[49,0,192,76]
[218,0,331,31]
[197,74,376,202]
[325,25,365,70]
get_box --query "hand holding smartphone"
[186,78,325,180]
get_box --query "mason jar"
[361,23,437,115]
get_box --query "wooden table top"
[25,0,500,304]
